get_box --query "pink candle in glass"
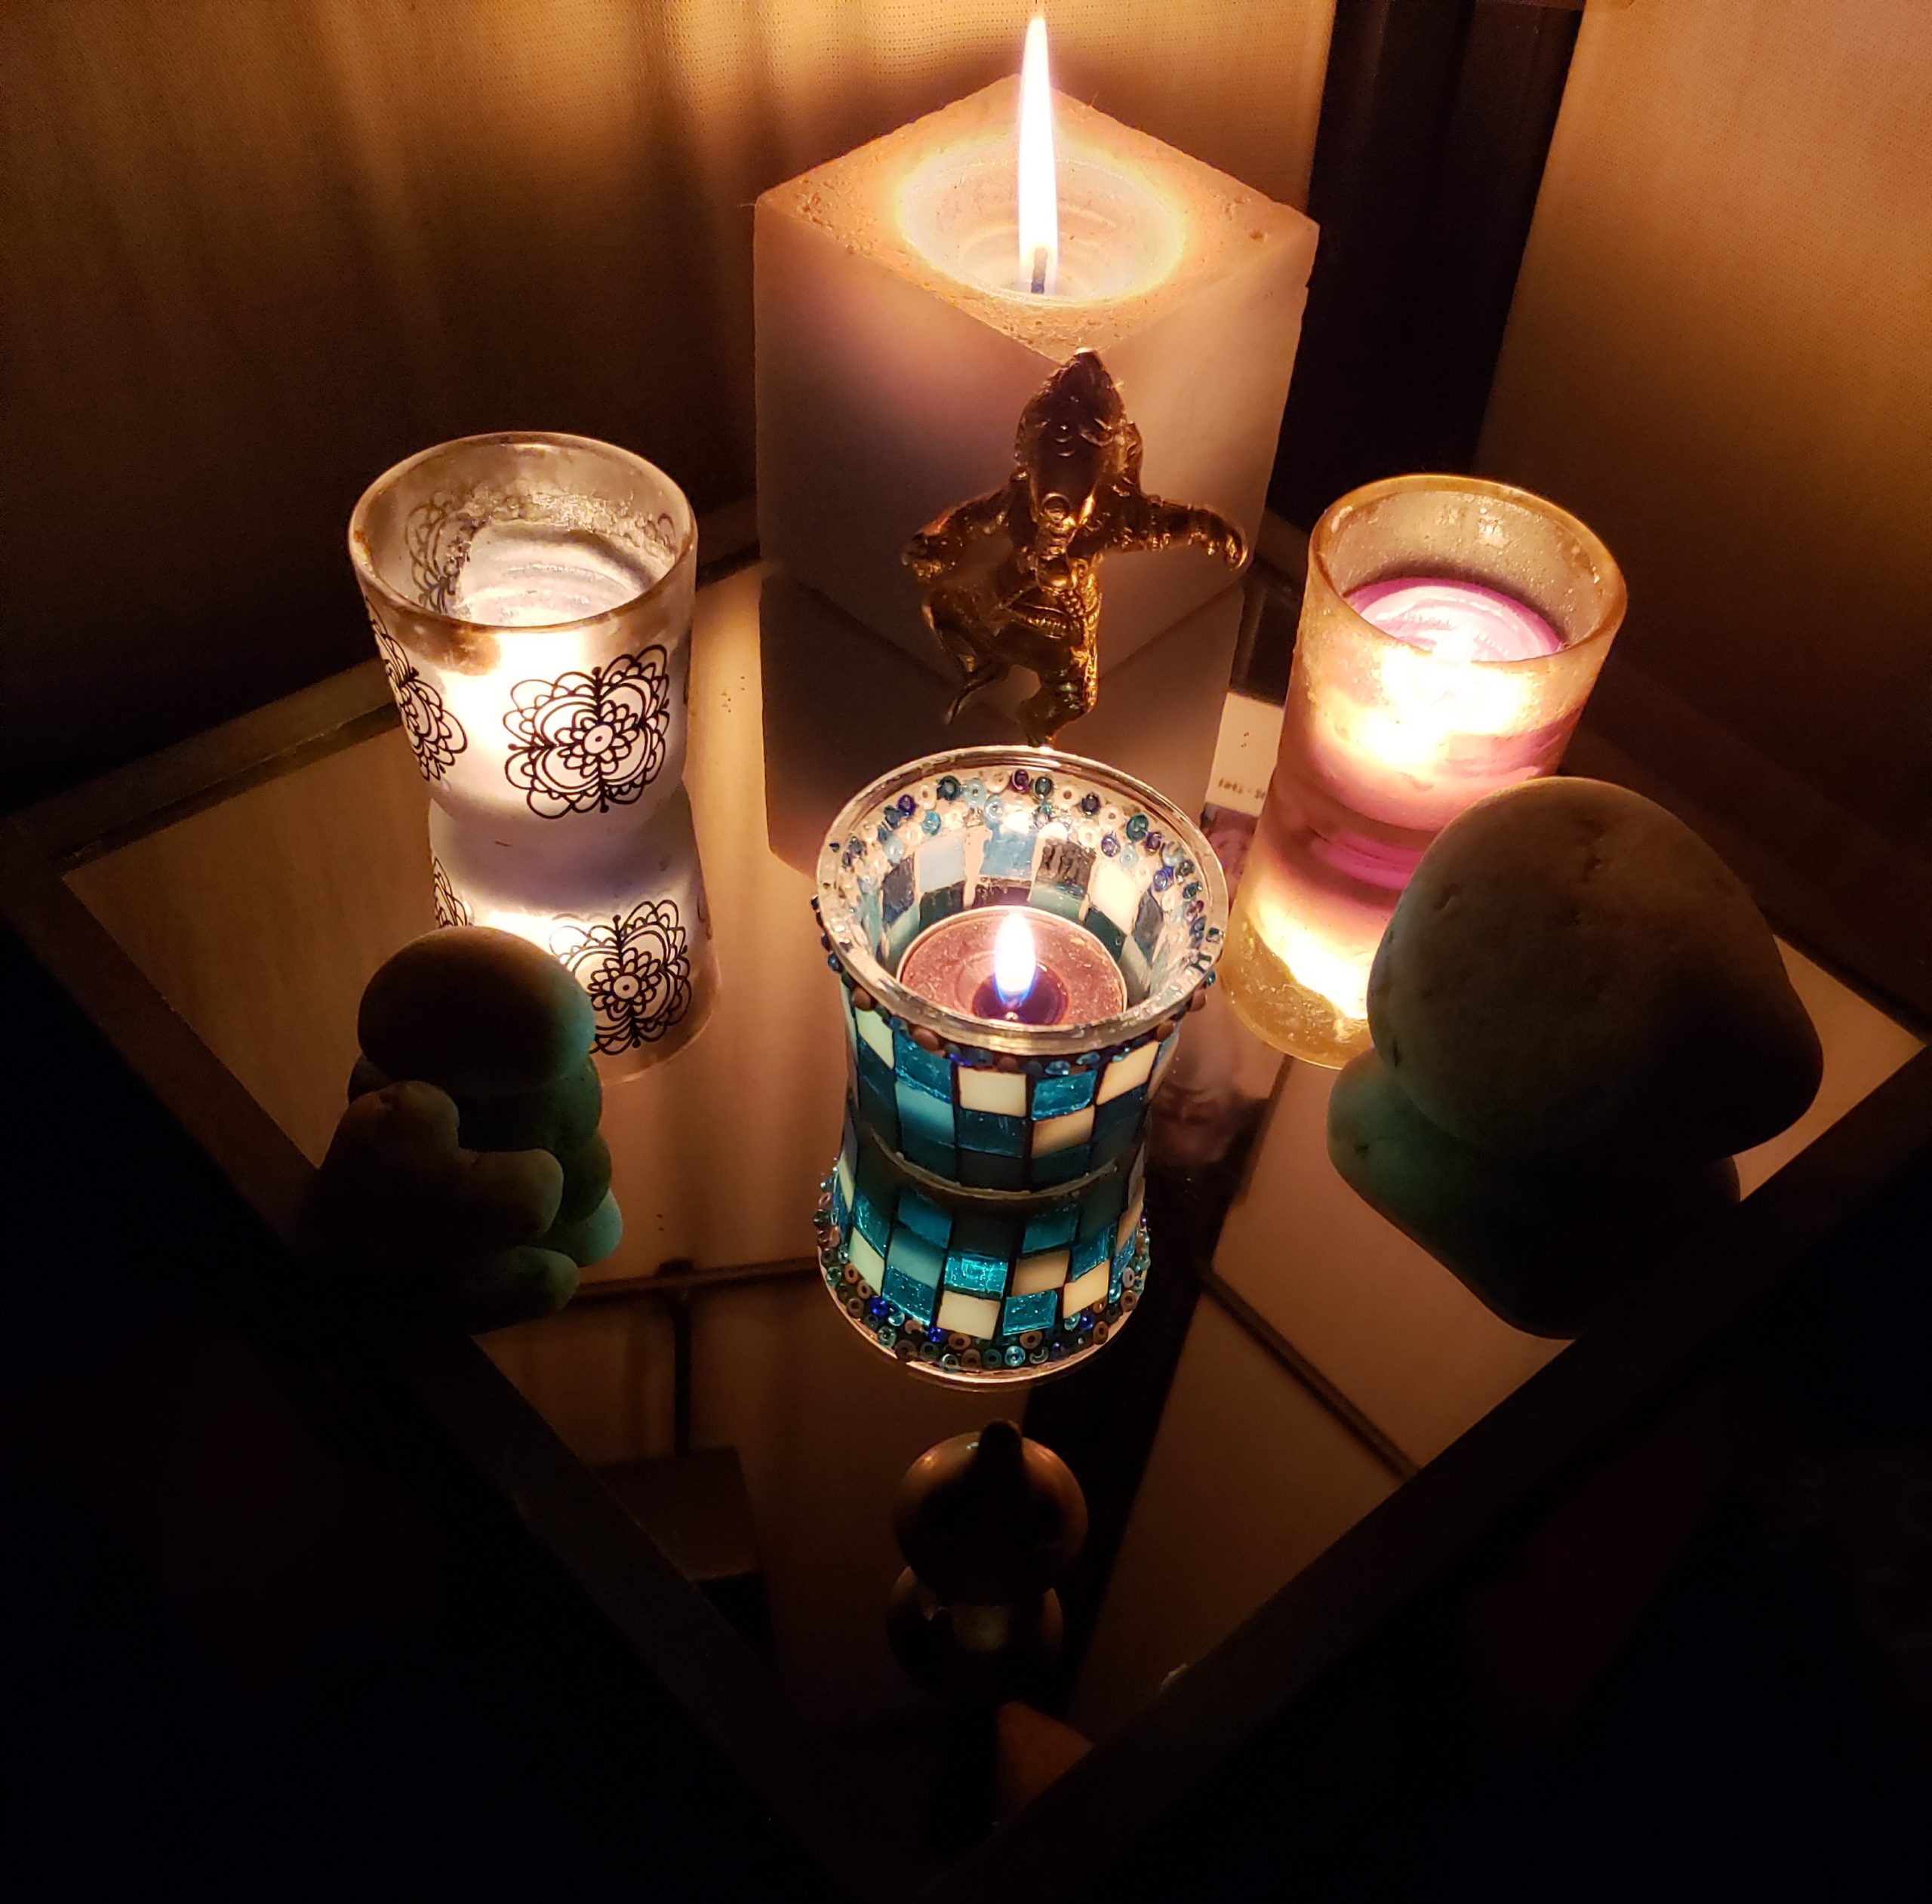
[1347,577,1562,662]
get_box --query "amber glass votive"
[811,747,1226,1383]
[1221,475,1625,1066]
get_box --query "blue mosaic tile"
[854,1183,891,1251]
[943,1250,1007,1294]
[956,1147,1027,1192]
[1133,888,1165,958]
[952,1211,1011,1260]
[1001,1290,1057,1336]
[899,1125,955,1177]
[887,1225,946,1291]
[893,1027,953,1098]
[917,885,964,931]
[1034,1144,1090,1186]
[1071,1226,1111,1278]
[1078,1171,1128,1237]
[884,903,921,964]
[957,1108,1026,1156]
[1090,1090,1146,1168]
[1032,1069,1097,1117]
[881,1263,937,1327]
[980,829,1035,881]
[897,1078,955,1143]
[1028,882,1083,921]
[898,1190,951,1247]
[881,857,915,924]
[1021,1207,1079,1253]
[856,1072,897,1149]
[855,1035,895,1100]
[1084,909,1128,962]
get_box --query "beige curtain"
[1480,0,1932,858]
[2,0,1334,797]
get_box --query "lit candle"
[1220,477,1624,1066]
[897,906,1128,1029]
[1348,577,1562,663]
[755,22,1318,682]
[1016,16,1057,297]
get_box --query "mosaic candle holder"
[812,746,1228,1383]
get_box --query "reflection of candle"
[898,906,1128,1029]
[755,26,1318,679]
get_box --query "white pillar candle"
[755,30,1317,682]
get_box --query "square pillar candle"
[755,60,1317,679]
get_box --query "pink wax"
[1346,577,1562,661]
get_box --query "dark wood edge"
[925,1044,1932,1903]
[0,817,894,1902]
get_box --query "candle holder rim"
[348,429,698,635]
[1310,472,1627,661]
[817,744,1228,1059]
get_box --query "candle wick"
[1030,246,1048,296]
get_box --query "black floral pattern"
[368,606,466,783]
[553,900,693,1053]
[429,855,472,928]
[503,647,672,818]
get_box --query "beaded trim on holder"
[815,1167,1149,1385]
[813,746,1228,1066]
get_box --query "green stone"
[1328,1049,1740,1338]
[456,1246,580,1334]
[537,1189,623,1269]
[551,1131,613,1224]
[1369,778,1822,1168]
[358,927,595,1097]
[456,1060,603,1153]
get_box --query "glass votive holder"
[429,791,715,1076]
[811,746,1228,1383]
[1221,475,1625,1066]
[349,432,696,832]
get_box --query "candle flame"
[1017,16,1058,296]
[992,909,1038,1007]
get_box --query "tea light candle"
[755,19,1317,681]
[1221,476,1625,1067]
[899,906,1128,1028]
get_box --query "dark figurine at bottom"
[904,349,1247,746]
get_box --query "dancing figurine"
[904,349,1247,746]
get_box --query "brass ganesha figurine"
[904,349,1247,746]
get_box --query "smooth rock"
[312,1079,563,1264]
[454,1245,580,1334]
[457,1061,603,1154]
[1329,1049,1740,1337]
[358,927,594,1097]
[350,1054,604,1156]
[1367,778,1821,1167]
[552,1131,614,1225]
[538,1189,623,1268]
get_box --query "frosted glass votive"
[351,432,696,834]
